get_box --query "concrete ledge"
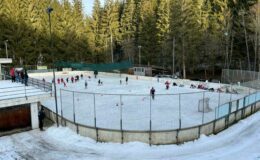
[228,113,236,125]
[123,131,150,144]
[0,94,51,108]
[98,129,122,143]
[151,131,177,145]
[214,118,226,133]
[78,125,96,140]
[200,123,214,136]
[178,128,199,143]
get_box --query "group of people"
[9,67,29,86]
[55,74,85,87]
[190,83,224,93]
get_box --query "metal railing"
[27,77,52,92]
[53,88,260,131]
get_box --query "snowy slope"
[0,111,259,160]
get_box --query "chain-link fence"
[55,88,260,131]
[221,69,260,84]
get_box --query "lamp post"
[138,45,141,66]
[47,6,59,127]
[4,40,8,58]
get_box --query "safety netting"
[55,60,133,71]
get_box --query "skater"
[165,81,170,90]
[98,79,101,85]
[57,78,60,84]
[71,76,74,83]
[120,79,122,85]
[38,108,45,131]
[80,74,83,79]
[63,81,67,87]
[125,76,128,84]
[150,87,155,100]
[94,70,98,78]
[66,77,69,83]
[85,80,88,89]
[61,78,64,83]
[42,78,45,83]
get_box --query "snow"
[0,81,49,101]
[0,111,260,160]
[36,72,247,130]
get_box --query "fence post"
[120,95,123,144]
[215,91,221,119]
[93,93,98,142]
[149,95,152,146]
[179,94,181,129]
[24,84,27,100]
[254,91,257,112]
[73,91,76,123]
[202,92,205,124]
[60,89,63,125]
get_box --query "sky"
[82,0,105,16]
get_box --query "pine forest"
[0,0,259,78]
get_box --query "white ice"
[32,72,247,130]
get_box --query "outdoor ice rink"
[33,71,248,131]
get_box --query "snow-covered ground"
[0,111,260,160]
[34,72,248,130]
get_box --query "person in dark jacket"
[38,108,45,131]
[24,70,28,86]
[150,87,155,100]
[125,76,128,84]
[94,70,98,78]
[85,80,88,89]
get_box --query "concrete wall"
[30,102,39,129]
[43,100,260,145]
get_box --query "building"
[0,79,51,136]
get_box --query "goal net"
[198,98,212,113]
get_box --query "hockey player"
[150,87,155,100]
[63,81,67,87]
[125,76,128,84]
[165,81,170,90]
[85,80,88,89]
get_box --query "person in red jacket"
[165,81,170,90]
[10,67,15,82]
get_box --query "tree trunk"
[228,32,234,69]
[242,12,251,70]
[172,37,175,76]
[182,37,186,79]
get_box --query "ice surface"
[35,72,246,130]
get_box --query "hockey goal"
[198,98,212,113]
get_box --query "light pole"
[138,45,141,66]
[4,40,8,58]
[47,6,59,127]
